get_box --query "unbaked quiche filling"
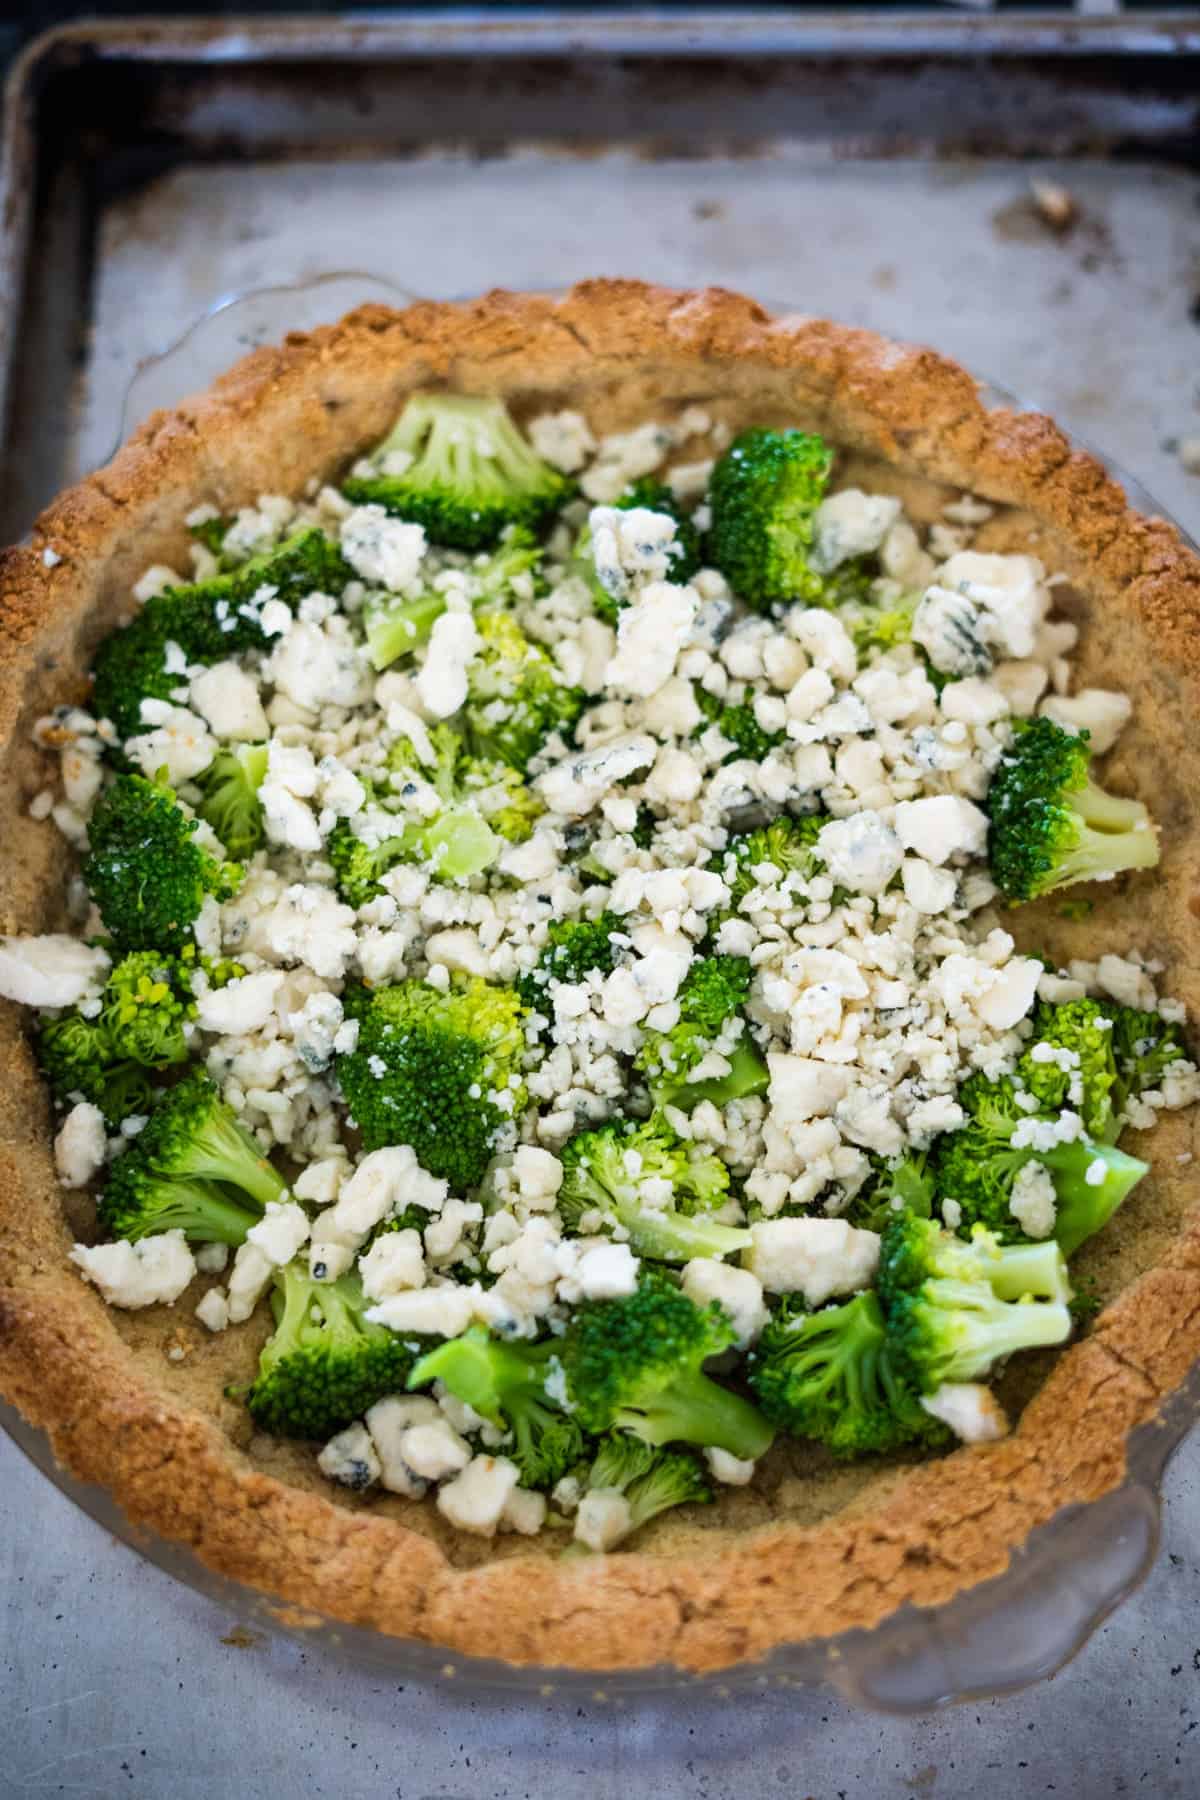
[2,390,1196,1554]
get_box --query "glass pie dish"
[3,274,1198,1707]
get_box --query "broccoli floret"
[1016,998,1118,1141]
[36,1014,154,1127]
[1107,1003,1189,1125]
[635,954,768,1111]
[343,393,573,550]
[515,912,622,1013]
[363,526,544,671]
[35,946,205,1124]
[91,532,352,738]
[845,1151,936,1235]
[193,743,269,861]
[695,687,784,765]
[574,479,702,625]
[84,774,242,952]
[89,614,183,743]
[152,527,353,659]
[986,717,1160,903]
[408,1327,583,1490]
[747,1291,950,1457]
[877,1214,1073,1393]
[464,610,585,771]
[188,514,230,557]
[837,584,919,661]
[244,1262,419,1441]
[326,725,510,903]
[558,1116,748,1265]
[706,428,833,611]
[584,1433,712,1534]
[97,1070,285,1244]
[714,814,827,911]
[335,977,527,1188]
[932,1072,1148,1255]
[560,1268,775,1460]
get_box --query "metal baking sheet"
[3,13,1200,1788]
[2,13,1200,543]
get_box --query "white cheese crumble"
[71,1232,196,1309]
[921,1382,1010,1444]
[53,1103,108,1189]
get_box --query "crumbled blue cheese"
[318,1422,382,1491]
[921,1382,1009,1444]
[0,935,110,1008]
[415,610,480,719]
[744,1217,880,1304]
[811,489,902,573]
[71,1231,196,1308]
[340,506,427,591]
[605,581,698,699]
[53,1102,108,1189]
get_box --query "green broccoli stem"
[615,1365,775,1461]
[408,1330,539,1424]
[622,1209,751,1265]
[126,1179,262,1246]
[1055,822,1160,888]
[182,1109,288,1210]
[1076,782,1154,835]
[1042,1139,1149,1257]
[979,1236,1074,1304]
[364,591,448,671]
[923,1279,1073,1383]
[422,806,499,880]
[671,1040,770,1110]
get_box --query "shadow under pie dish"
[0,278,1198,1679]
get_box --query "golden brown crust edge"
[1,280,1199,1675]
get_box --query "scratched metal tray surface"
[1,11,1200,1705]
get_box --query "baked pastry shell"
[1,280,1198,1678]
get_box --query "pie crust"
[1,280,1199,1675]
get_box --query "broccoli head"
[335,977,528,1188]
[515,912,622,1014]
[97,1070,285,1244]
[1107,1003,1190,1126]
[89,614,183,743]
[932,1071,1148,1256]
[747,1290,950,1457]
[695,687,784,765]
[715,814,827,911]
[464,610,585,770]
[91,531,353,739]
[584,1433,712,1535]
[986,717,1159,903]
[837,584,919,661]
[877,1214,1073,1393]
[560,1267,775,1461]
[635,954,768,1111]
[35,945,206,1124]
[193,743,269,861]
[36,1014,155,1128]
[343,392,573,550]
[706,428,834,611]
[362,525,545,672]
[84,774,242,952]
[845,1151,936,1235]
[558,1115,748,1264]
[244,1262,419,1441]
[1015,998,1117,1141]
[408,1326,583,1490]
[327,725,513,903]
[575,479,702,625]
